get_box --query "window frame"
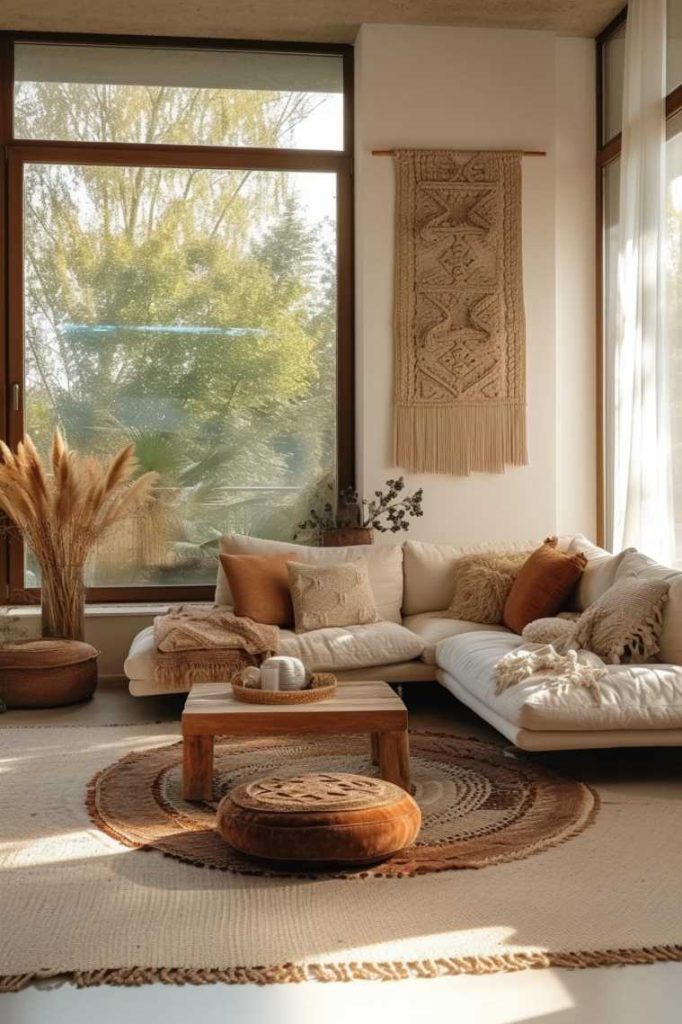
[0,30,355,604]
[595,7,682,546]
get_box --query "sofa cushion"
[436,632,682,731]
[614,551,682,665]
[402,611,511,665]
[565,536,637,611]
[502,538,587,633]
[125,621,425,687]
[219,552,297,627]
[402,539,537,616]
[216,535,403,624]
[288,559,378,633]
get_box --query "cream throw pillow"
[446,552,530,624]
[287,560,379,634]
[572,575,669,664]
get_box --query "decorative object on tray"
[0,431,156,641]
[232,672,337,705]
[296,476,423,546]
[0,639,98,708]
[259,655,310,690]
[393,149,527,476]
[216,772,421,867]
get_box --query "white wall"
[354,24,596,546]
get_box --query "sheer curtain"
[606,0,674,563]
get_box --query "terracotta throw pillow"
[219,553,297,628]
[446,551,531,624]
[287,559,379,633]
[502,537,587,634]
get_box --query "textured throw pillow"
[219,553,297,627]
[572,575,669,664]
[287,560,379,634]
[521,615,580,648]
[502,537,587,634]
[446,552,530,624]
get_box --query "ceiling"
[0,0,625,44]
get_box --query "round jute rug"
[88,731,597,879]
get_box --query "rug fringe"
[4,946,682,992]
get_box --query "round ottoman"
[0,640,98,708]
[217,772,421,868]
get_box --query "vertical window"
[2,38,353,599]
[598,5,682,563]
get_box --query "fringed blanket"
[495,643,607,699]
[153,605,278,690]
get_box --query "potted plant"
[0,432,157,641]
[297,477,424,546]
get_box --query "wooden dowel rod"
[371,148,546,156]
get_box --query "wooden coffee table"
[181,680,410,801]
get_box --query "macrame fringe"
[4,945,682,992]
[394,403,527,476]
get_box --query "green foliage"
[20,79,338,585]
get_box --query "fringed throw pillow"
[446,552,531,624]
[571,575,669,664]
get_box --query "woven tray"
[232,673,337,705]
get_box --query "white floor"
[3,963,682,1024]
[2,682,681,1023]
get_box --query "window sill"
[6,603,175,619]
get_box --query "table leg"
[370,732,380,765]
[377,730,411,793]
[182,733,214,801]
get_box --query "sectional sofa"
[124,532,682,751]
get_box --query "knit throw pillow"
[446,551,531,624]
[287,560,379,634]
[571,575,669,664]
[502,537,587,634]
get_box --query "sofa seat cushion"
[436,632,682,732]
[125,621,425,689]
[402,611,511,665]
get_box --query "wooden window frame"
[595,7,682,545]
[0,31,355,604]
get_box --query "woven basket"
[232,673,337,705]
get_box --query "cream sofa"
[124,533,682,751]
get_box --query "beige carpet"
[1,724,681,991]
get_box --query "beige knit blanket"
[153,605,278,690]
[393,149,527,476]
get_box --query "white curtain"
[607,0,674,563]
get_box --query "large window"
[1,35,354,601]
[597,5,682,561]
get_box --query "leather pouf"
[217,772,421,867]
[0,640,98,708]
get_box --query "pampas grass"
[0,432,157,640]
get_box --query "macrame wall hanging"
[391,149,528,476]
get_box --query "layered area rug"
[1,725,681,990]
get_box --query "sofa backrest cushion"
[564,535,637,611]
[614,551,682,665]
[402,539,538,616]
[215,535,404,624]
